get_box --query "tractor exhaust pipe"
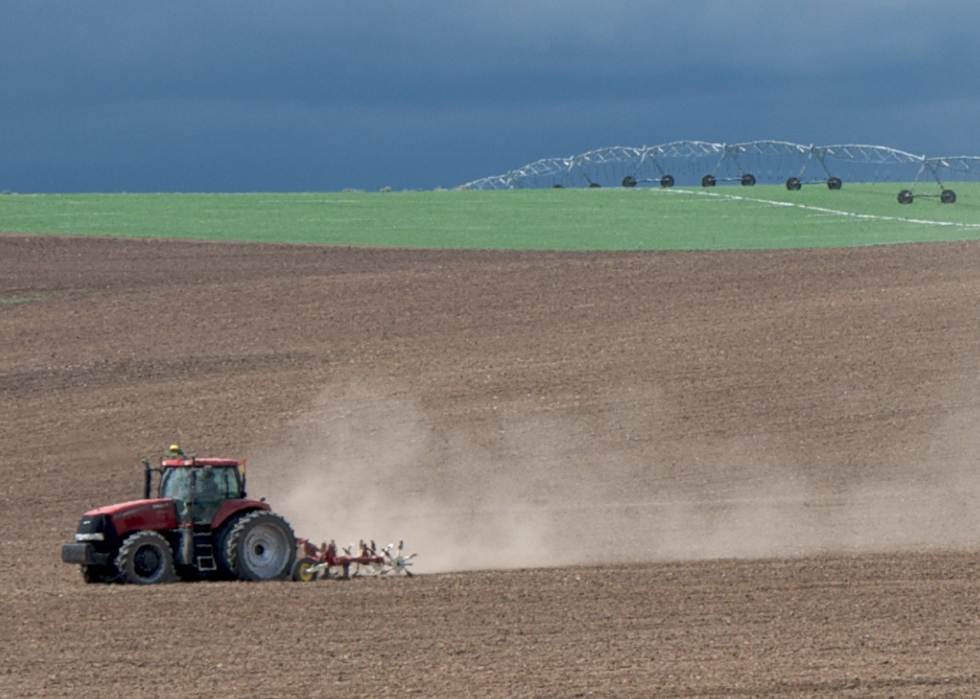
[142,459,152,500]
[177,470,197,567]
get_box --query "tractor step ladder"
[193,525,217,572]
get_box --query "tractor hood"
[86,498,178,536]
[86,498,172,517]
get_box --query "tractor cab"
[155,458,245,524]
[158,459,245,523]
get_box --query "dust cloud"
[248,382,980,574]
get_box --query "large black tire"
[115,531,175,585]
[213,512,249,579]
[786,177,802,191]
[701,174,716,188]
[827,177,843,190]
[740,173,756,187]
[941,189,957,204]
[622,175,637,188]
[660,174,675,188]
[81,565,115,584]
[224,511,296,581]
[897,189,914,204]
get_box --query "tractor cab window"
[159,467,243,503]
[197,467,243,502]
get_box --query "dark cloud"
[1,1,979,191]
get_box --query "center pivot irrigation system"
[461,141,980,204]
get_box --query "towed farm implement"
[62,446,415,584]
[292,539,416,581]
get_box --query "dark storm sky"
[2,1,979,193]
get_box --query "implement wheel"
[941,189,957,204]
[827,177,843,190]
[897,189,914,204]
[660,174,675,188]
[292,557,317,582]
[786,177,802,191]
[701,174,716,187]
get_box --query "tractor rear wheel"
[213,513,249,579]
[115,531,175,585]
[225,511,296,581]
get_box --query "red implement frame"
[295,538,385,579]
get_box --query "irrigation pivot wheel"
[786,177,802,191]
[740,173,756,187]
[827,177,843,190]
[897,189,914,204]
[701,174,716,187]
[941,189,957,204]
[622,175,637,188]
[660,174,675,188]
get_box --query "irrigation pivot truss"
[461,141,976,204]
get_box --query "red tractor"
[62,447,295,584]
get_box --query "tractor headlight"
[74,532,104,542]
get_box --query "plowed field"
[4,234,980,697]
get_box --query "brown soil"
[4,234,980,697]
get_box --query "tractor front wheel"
[225,511,296,581]
[81,565,115,584]
[115,531,175,584]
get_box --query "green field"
[3,184,980,250]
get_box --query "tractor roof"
[161,457,242,468]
